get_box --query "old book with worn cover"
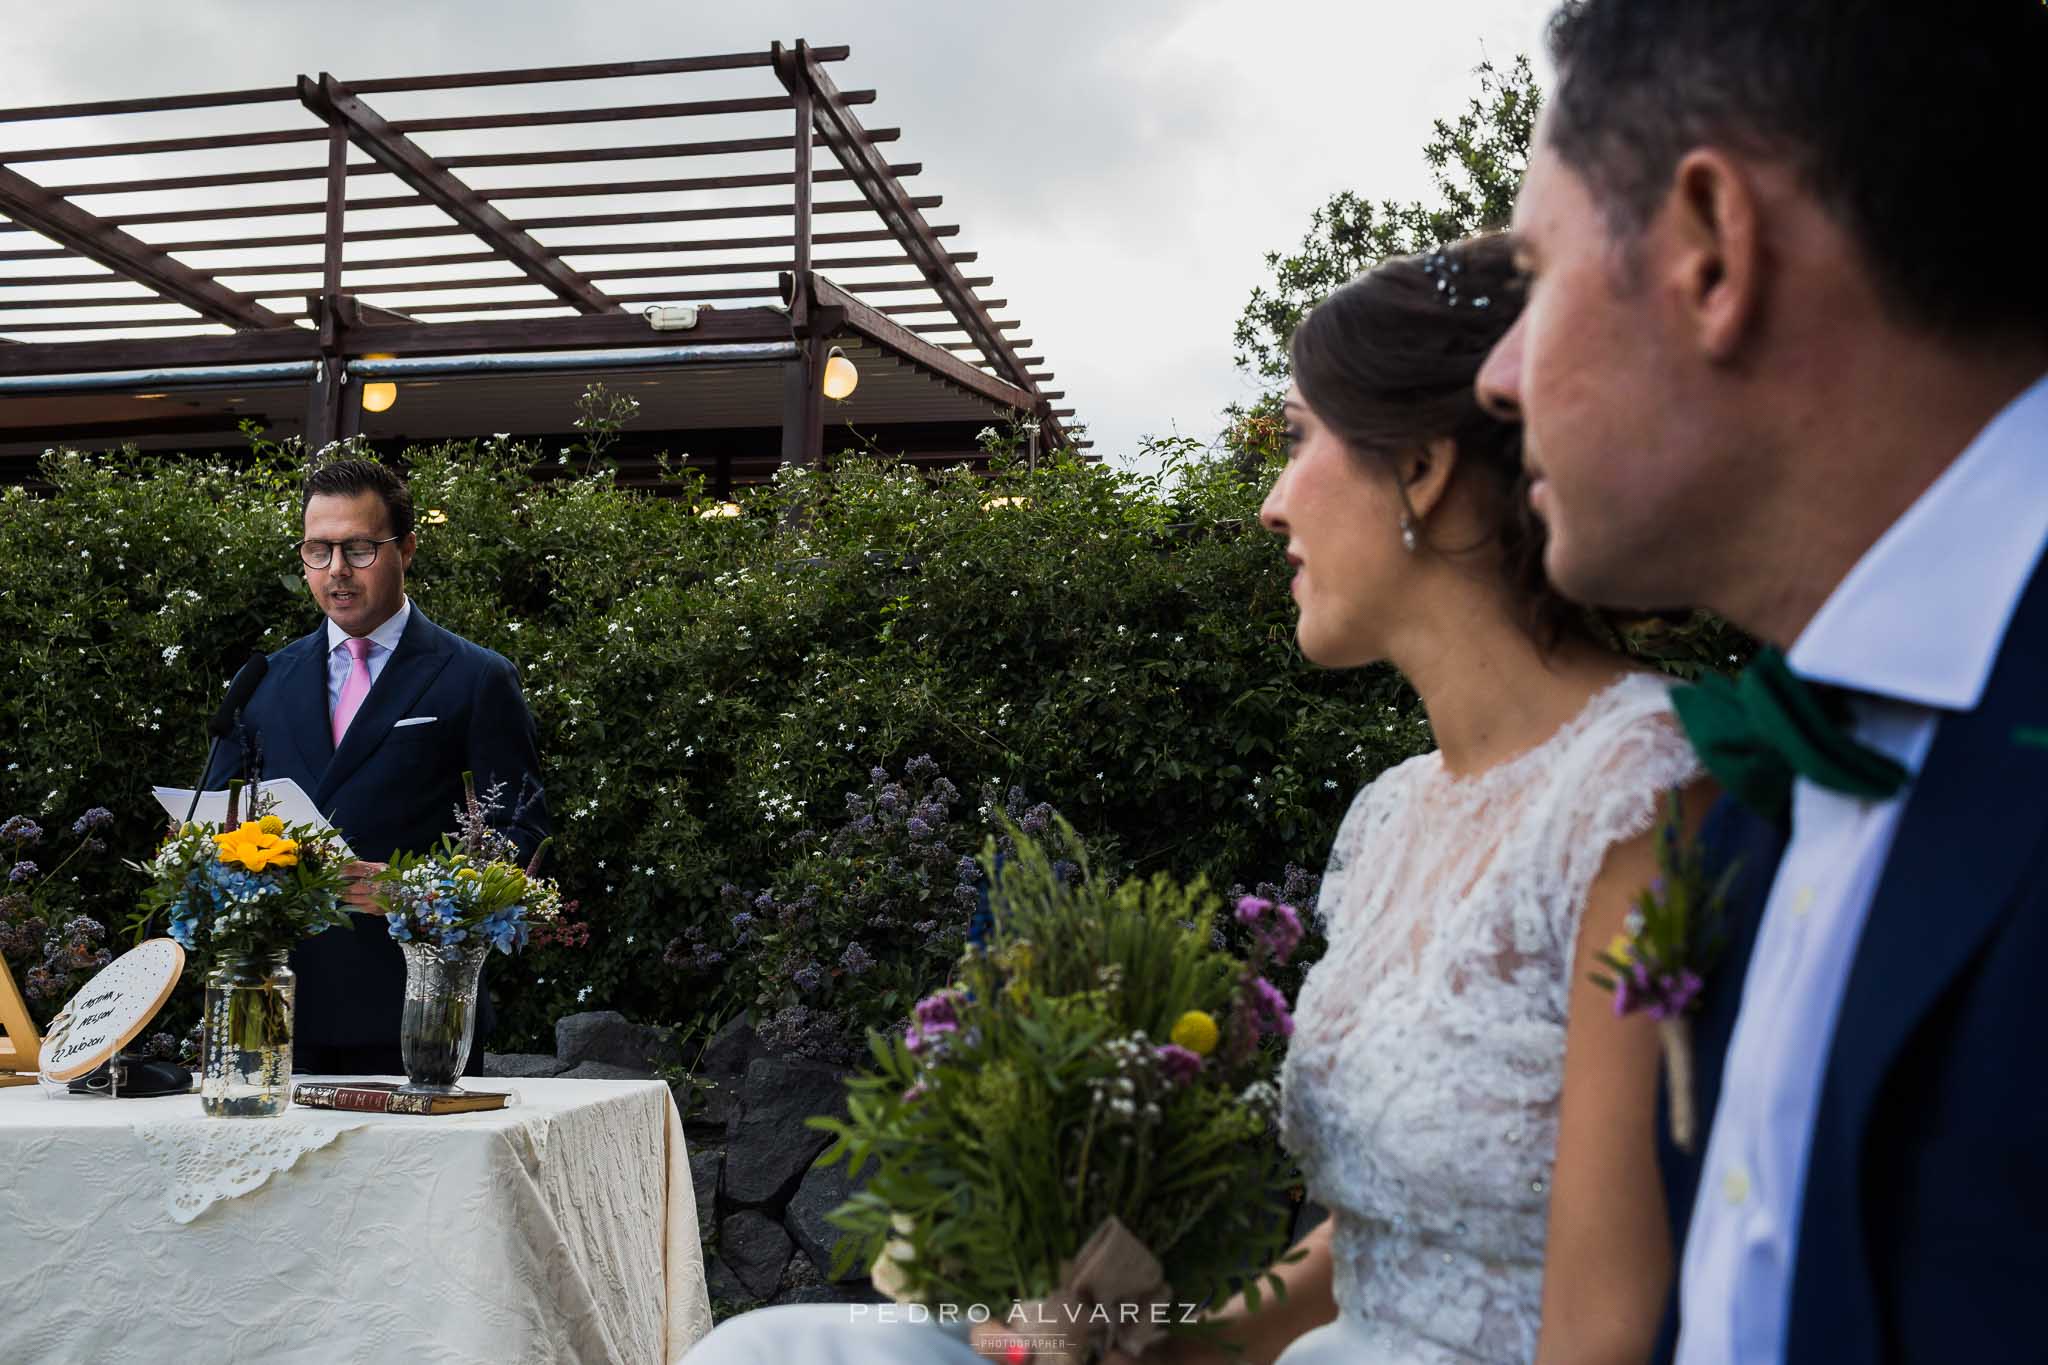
[292,1081,513,1115]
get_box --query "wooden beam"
[809,273,1031,415]
[439,128,900,170]
[0,164,290,330]
[389,90,876,136]
[472,164,921,203]
[343,46,851,95]
[791,44,1060,443]
[0,86,294,124]
[299,73,615,315]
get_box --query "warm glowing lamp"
[698,501,744,519]
[821,346,859,401]
[359,353,397,414]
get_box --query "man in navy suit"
[206,458,546,1076]
[1476,1,2048,1358]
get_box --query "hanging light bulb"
[359,354,397,414]
[821,346,859,401]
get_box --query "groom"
[203,458,547,1075]
[1478,1,2048,1360]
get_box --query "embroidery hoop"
[37,938,185,1086]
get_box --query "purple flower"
[1647,970,1704,1021]
[1156,1044,1204,1086]
[904,817,933,842]
[8,862,37,885]
[0,816,41,846]
[1247,977,1294,1038]
[901,1079,929,1103]
[955,856,981,885]
[792,961,825,994]
[877,786,907,815]
[1051,859,1078,884]
[1235,896,1304,965]
[839,943,874,976]
[914,990,961,1034]
[905,754,940,781]
[71,807,114,835]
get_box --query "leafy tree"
[1232,57,1541,389]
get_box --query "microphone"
[184,650,269,824]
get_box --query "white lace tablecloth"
[0,1077,712,1364]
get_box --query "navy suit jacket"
[1656,555,2048,1363]
[203,606,547,1055]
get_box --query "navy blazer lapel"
[315,608,453,806]
[1796,558,2048,1342]
[272,629,334,779]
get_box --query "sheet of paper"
[151,778,355,859]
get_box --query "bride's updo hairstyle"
[1288,232,1578,649]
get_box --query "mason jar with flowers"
[372,776,558,1093]
[134,786,351,1117]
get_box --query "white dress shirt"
[1676,371,2048,1362]
[324,596,411,718]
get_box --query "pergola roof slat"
[0,164,291,330]
[299,73,615,315]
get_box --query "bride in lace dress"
[685,234,1704,1365]
[1137,232,1705,1365]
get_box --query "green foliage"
[1233,57,1542,386]
[810,828,1297,1321]
[0,438,1432,1049]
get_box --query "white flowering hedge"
[0,437,1438,1050]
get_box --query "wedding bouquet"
[812,827,1304,1362]
[134,784,352,1055]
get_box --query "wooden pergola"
[0,43,1082,490]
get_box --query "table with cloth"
[0,1076,712,1364]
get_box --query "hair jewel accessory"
[1421,249,1484,308]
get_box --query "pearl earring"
[1400,514,1418,554]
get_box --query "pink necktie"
[332,636,372,747]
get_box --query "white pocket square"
[392,716,438,729]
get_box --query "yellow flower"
[213,821,300,872]
[258,815,285,836]
[1606,932,1636,964]
[1170,1010,1220,1057]
[455,867,481,881]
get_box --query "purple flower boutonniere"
[1591,791,1735,1153]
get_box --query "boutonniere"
[1592,791,1735,1153]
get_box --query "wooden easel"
[1,953,41,1086]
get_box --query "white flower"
[161,645,183,664]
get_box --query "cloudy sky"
[4,0,1558,469]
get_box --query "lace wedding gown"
[1277,672,1699,1363]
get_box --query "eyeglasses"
[297,536,401,570]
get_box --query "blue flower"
[71,807,114,835]
[8,861,37,884]
[792,961,825,993]
[0,816,41,847]
[838,943,874,976]
[386,912,413,943]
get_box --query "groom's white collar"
[1791,370,2048,713]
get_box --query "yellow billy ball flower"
[1170,1010,1220,1057]
[258,815,285,836]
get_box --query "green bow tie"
[1671,647,1909,823]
